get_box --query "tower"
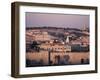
[82,25,88,31]
[66,36,70,43]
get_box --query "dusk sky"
[26,12,89,29]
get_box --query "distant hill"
[26,26,82,31]
[26,26,89,37]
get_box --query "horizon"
[26,26,89,30]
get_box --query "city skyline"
[26,12,89,29]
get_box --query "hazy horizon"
[26,12,89,29]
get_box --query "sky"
[26,12,89,29]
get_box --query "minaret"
[82,25,87,31]
[66,36,69,43]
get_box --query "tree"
[31,41,40,52]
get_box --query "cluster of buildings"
[26,27,89,52]
[26,27,89,67]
